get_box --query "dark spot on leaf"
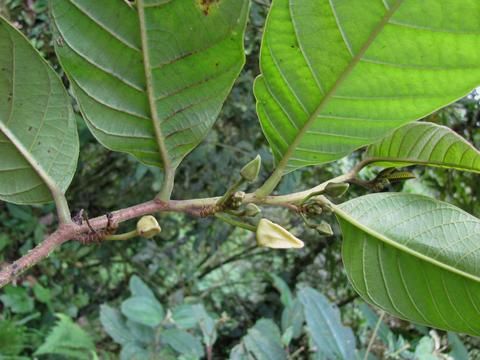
[215,62,219,67]
[198,0,220,16]
[28,126,33,131]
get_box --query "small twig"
[289,346,305,359]
[387,343,410,358]
[196,245,259,280]
[0,166,363,288]
[364,311,385,360]
[214,213,256,232]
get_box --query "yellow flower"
[256,219,304,249]
[136,216,161,238]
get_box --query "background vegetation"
[0,0,479,358]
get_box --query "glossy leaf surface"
[336,193,480,336]
[255,0,480,173]
[51,0,248,168]
[0,17,78,204]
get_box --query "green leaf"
[242,319,287,360]
[161,329,204,358]
[100,304,132,345]
[121,296,164,327]
[270,273,293,307]
[126,319,155,345]
[172,303,217,346]
[414,337,438,360]
[0,319,27,356]
[255,0,480,176]
[129,275,156,300]
[35,313,96,360]
[365,122,480,171]
[447,332,469,360]
[172,304,201,330]
[51,0,249,171]
[0,285,34,314]
[280,299,304,339]
[298,287,356,360]
[229,344,250,360]
[336,193,480,336]
[120,342,150,360]
[33,283,52,304]
[0,16,78,205]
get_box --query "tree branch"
[0,170,361,288]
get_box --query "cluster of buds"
[229,191,246,209]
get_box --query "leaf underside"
[337,193,480,336]
[255,0,480,173]
[0,18,78,204]
[51,0,249,168]
[365,122,480,172]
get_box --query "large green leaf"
[255,0,480,174]
[0,17,78,204]
[51,0,248,169]
[335,193,480,336]
[298,287,356,360]
[365,122,480,171]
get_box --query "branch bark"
[0,171,359,288]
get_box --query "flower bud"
[306,203,323,215]
[136,216,161,238]
[324,182,349,198]
[244,203,261,217]
[256,219,304,249]
[230,191,246,209]
[316,221,333,236]
[240,155,261,182]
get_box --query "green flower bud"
[244,203,261,217]
[256,219,304,249]
[240,155,261,182]
[136,216,161,238]
[316,221,333,236]
[324,182,349,198]
[306,203,323,215]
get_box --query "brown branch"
[0,171,358,289]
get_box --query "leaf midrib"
[282,0,404,168]
[333,204,480,285]
[256,0,404,195]
[137,0,172,172]
[0,122,58,195]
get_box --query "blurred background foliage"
[0,0,479,358]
